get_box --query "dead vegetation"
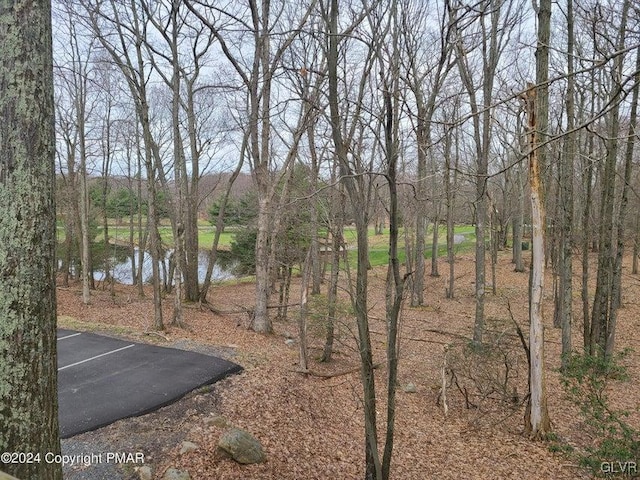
[56,251,640,479]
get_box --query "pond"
[58,242,238,285]
[93,246,238,285]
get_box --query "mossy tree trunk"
[0,1,62,478]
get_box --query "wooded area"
[2,0,640,478]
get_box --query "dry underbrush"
[56,251,640,479]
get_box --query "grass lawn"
[61,219,237,250]
[347,225,477,268]
[58,216,478,267]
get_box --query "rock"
[284,338,295,346]
[0,472,20,480]
[218,427,266,464]
[403,382,417,393]
[204,414,230,428]
[180,441,199,455]
[162,468,190,480]
[137,465,152,480]
[454,233,466,245]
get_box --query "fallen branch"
[506,299,530,360]
[370,328,471,342]
[200,301,301,315]
[143,330,170,342]
[442,345,449,417]
[291,362,383,379]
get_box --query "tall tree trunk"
[454,2,503,344]
[169,2,186,327]
[77,91,92,304]
[412,140,426,305]
[581,159,594,351]
[525,0,552,438]
[429,146,441,278]
[307,116,322,295]
[297,249,312,371]
[633,215,639,275]
[430,217,440,277]
[489,197,498,295]
[87,0,165,326]
[381,28,402,475]
[101,100,114,296]
[253,195,273,332]
[136,129,146,297]
[200,141,246,303]
[606,44,639,358]
[327,1,380,476]
[558,0,575,368]
[321,165,345,363]
[513,163,525,272]
[525,85,551,438]
[445,122,457,298]
[589,0,630,356]
[0,3,62,477]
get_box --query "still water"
[92,247,237,285]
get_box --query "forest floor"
[56,250,640,480]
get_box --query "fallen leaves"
[56,251,640,479]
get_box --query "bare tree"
[589,0,632,357]
[54,3,96,304]
[325,0,382,475]
[81,0,166,329]
[525,0,551,438]
[453,0,525,344]
[185,0,318,333]
[444,102,460,298]
[556,0,576,369]
[400,0,454,305]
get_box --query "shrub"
[561,351,639,477]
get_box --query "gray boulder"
[180,441,199,455]
[403,382,417,393]
[218,428,266,464]
[137,465,153,480]
[162,468,190,480]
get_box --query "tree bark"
[524,85,551,439]
[525,0,552,437]
[512,162,525,273]
[589,0,630,357]
[381,28,402,476]
[633,216,639,275]
[453,2,505,344]
[321,165,345,363]
[557,0,575,369]
[445,119,457,298]
[606,44,639,358]
[326,1,380,476]
[0,2,62,477]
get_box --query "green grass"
[64,222,237,250]
[347,225,477,268]
[57,216,478,269]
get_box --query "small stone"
[218,427,266,464]
[204,414,230,428]
[138,465,152,480]
[284,338,295,346]
[403,382,417,393]
[162,468,191,480]
[180,441,199,455]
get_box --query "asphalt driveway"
[57,329,242,438]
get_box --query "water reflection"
[94,247,237,284]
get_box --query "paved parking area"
[57,329,242,438]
